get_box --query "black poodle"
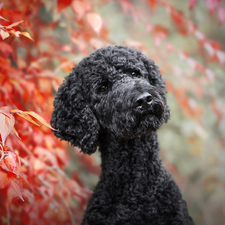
[51,46,195,225]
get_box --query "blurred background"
[0,0,225,224]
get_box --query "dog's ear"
[51,69,99,155]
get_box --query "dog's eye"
[131,71,140,78]
[98,84,108,92]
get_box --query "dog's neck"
[98,131,162,184]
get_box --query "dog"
[51,46,195,225]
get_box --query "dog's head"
[51,46,170,154]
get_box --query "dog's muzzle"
[133,92,164,118]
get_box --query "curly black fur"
[51,46,195,225]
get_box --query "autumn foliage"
[0,0,225,224]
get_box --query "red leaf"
[6,20,24,29]
[170,8,183,25]
[209,41,220,50]
[33,146,58,167]
[0,152,20,173]
[38,198,50,217]
[206,0,220,14]
[147,0,156,10]
[72,0,91,20]
[0,15,9,21]
[55,147,69,165]
[8,172,24,202]
[218,7,225,24]
[86,12,102,33]
[0,3,9,22]
[33,158,46,175]
[57,0,72,12]
[0,169,9,189]
[189,0,197,10]
[0,42,15,59]
[18,173,32,192]
[0,111,15,145]
[61,45,72,52]
[153,25,169,36]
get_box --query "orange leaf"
[0,112,15,145]
[10,30,21,37]
[20,32,33,41]
[24,111,55,130]
[86,12,102,33]
[10,109,40,126]
[12,127,21,140]
[153,25,169,36]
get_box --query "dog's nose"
[134,93,152,110]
